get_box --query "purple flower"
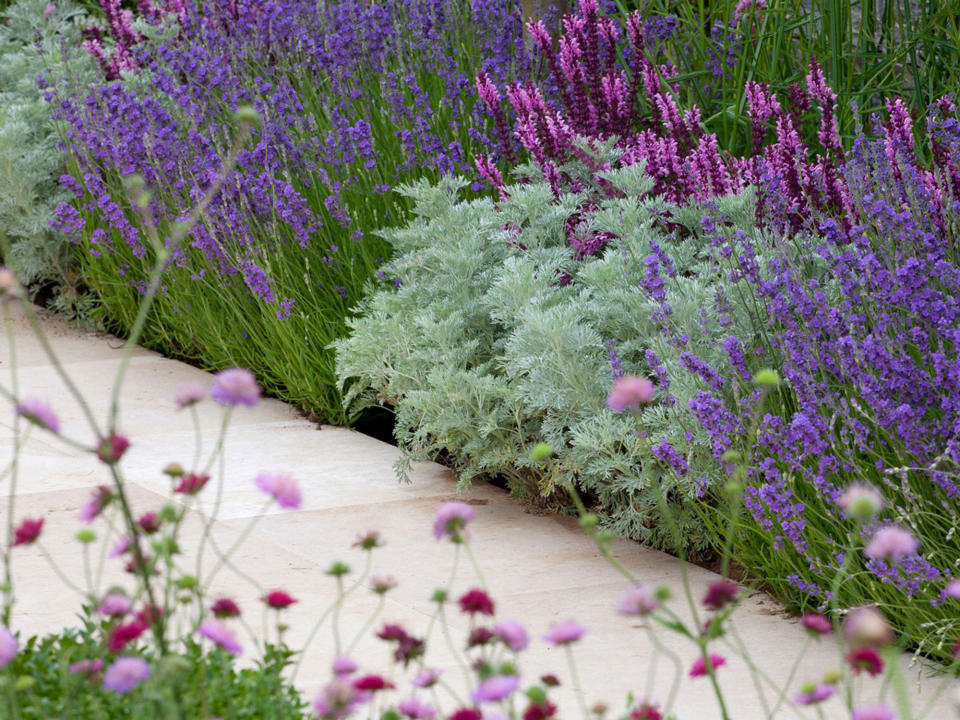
[397,697,437,719]
[433,501,475,541]
[606,375,655,412]
[412,668,441,688]
[471,674,520,703]
[69,658,105,675]
[210,368,260,407]
[0,627,18,667]
[617,585,659,616]
[254,472,302,509]
[98,593,132,617]
[15,398,60,434]
[198,621,242,655]
[493,620,529,651]
[793,683,835,705]
[543,619,586,645]
[102,656,150,694]
[864,526,920,562]
[851,705,895,720]
[332,655,358,677]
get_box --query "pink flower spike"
[210,368,260,407]
[689,654,726,677]
[15,398,60,434]
[543,619,586,645]
[471,674,520,703]
[618,585,659,616]
[174,381,207,409]
[606,375,655,412]
[433,501,475,541]
[198,620,242,655]
[493,620,529,651]
[102,656,150,694]
[254,472,302,509]
[864,526,919,562]
[851,704,895,720]
[98,593,132,617]
[0,627,18,667]
[943,578,960,600]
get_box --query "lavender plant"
[49,0,531,424]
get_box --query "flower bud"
[76,529,96,544]
[530,443,553,461]
[326,561,350,577]
[163,462,184,478]
[233,105,261,127]
[752,369,781,387]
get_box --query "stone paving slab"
[0,303,955,719]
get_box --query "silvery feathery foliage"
[335,158,764,551]
[0,0,97,316]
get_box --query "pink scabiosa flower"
[630,700,662,720]
[69,658,104,675]
[412,668,442,688]
[43,3,56,18]
[468,627,495,647]
[845,646,884,676]
[471,674,520,703]
[458,588,495,616]
[843,606,893,647]
[254,472,302,509]
[793,682,835,705]
[398,697,437,719]
[433,501,475,541]
[210,368,260,407]
[313,678,368,719]
[15,398,60,434]
[210,597,241,618]
[198,620,242,655]
[12,517,43,546]
[448,710,482,720]
[851,705,895,720]
[262,590,297,609]
[137,512,161,534]
[97,434,130,465]
[606,375,655,412]
[0,627,18,667]
[493,620,529,651]
[102,656,150,694]
[943,578,960,600]
[108,620,148,652]
[543,619,586,645]
[174,472,210,495]
[702,581,739,610]
[618,585,659,616]
[838,484,883,522]
[332,655,358,677]
[80,485,113,523]
[801,613,832,636]
[109,535,132,558]
[353,674,394,692]
[689,654,726,677]
[98,593,131,617]
[174,381,207,409]
[864,526,919,561]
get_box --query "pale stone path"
[0,303,955,720]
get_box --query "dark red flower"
[261,590,297,609]
[448,710,483,720]
[523,702,558,720]
[845,646,884,676]
[137,512,161,534]
[457,588,495,616]
[210,598,241,618]
[631,703,663,720]
[97,434,130,464]
[124,553,157,576]
[136,604,163,625]
[108,621,148,652]
[174,473,210,495]
[353,674,394,692]
[540,674,560,687]
[702,581,739,610]
[377,623,409,642]
[468,626,495,647]
[12,517,43,546]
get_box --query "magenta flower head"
[433,501,475,542]
[0,627,18,667]
[458,588,495,616]
[98,592,132,617]
[397,697,437,719]
[543,619,586,645]
[79,485,113,523]
[851,704,895,720]
[471,674,520,703]
[332,655,358,678]
[97,434,130,465]
[864,526,919,562]
[210,368,260,407]
[15,398,60,434]
[174,381,207,409]
[412,668,442,688]
[175,472,210,495]
[618,585,660,616]
[493,620,529,651]
[109,535,132,558]
[845,646,884,676]
[689,654,726,677]
[102,656,150,694]
[254,472,302,509]
[210,597,241,618]
[262,590,297,609]
[801,613,832,636]
[702,581,739,610]
[12,517,43,547]
[606,375,655,412]
[793,682,835,705]
[198,620,242,655]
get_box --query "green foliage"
[335,160,760,552]
[0,0,99,318]
[3,627,307,719]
